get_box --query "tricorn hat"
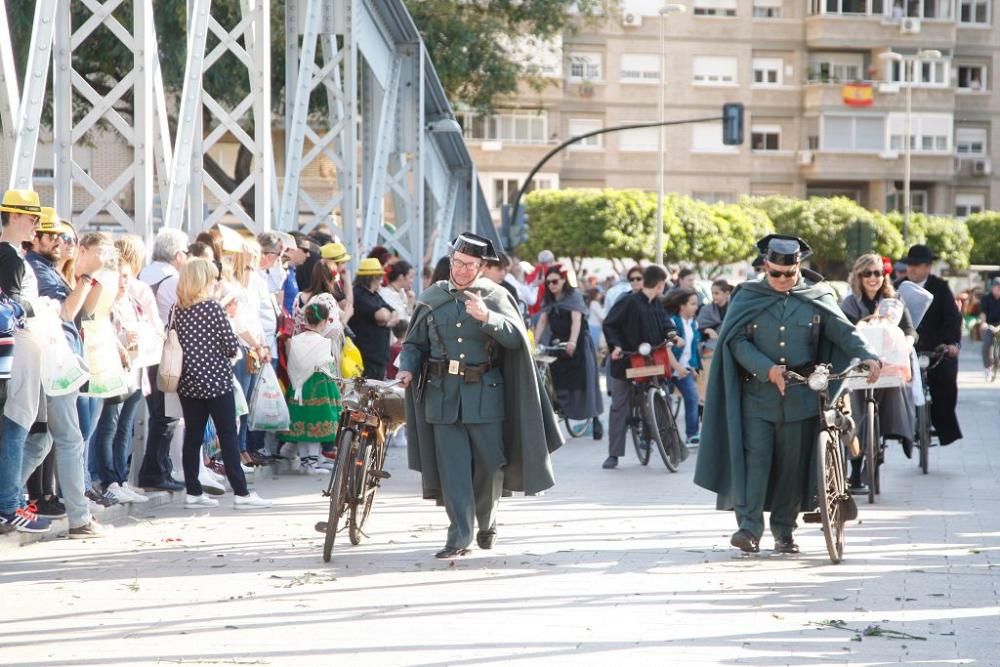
[449,232,499,262]
[756,234,812,265]
[900,244,938,265]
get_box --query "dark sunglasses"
[860,270,883,278]
[546,279,562,286]
[629,276,643,282]
[60,233,76,244]
[767,268,797,279]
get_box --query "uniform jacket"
[398,278,563,500]
[693,276,878,509]
[895,275,962,351]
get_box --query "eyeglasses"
[451,257,481,271]
[767,268,797,279]
[546,279,562,286]
[59,233,76,244]
[860,270,883,278]
[629,276,643,282]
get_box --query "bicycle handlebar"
[782,359,870,385]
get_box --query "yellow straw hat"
[0,189,41,216]
[321,242,351,263]
[356,257,385,276]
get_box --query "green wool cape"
[404,278,564,501]
[693,276,859,510]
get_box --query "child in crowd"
[283,302,343,474]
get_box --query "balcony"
[802,81,955,112]
[805,15,956,50]
[799,150,955,181]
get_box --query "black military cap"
[756,234,812,265]
[449,232,499,262]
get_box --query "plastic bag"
[341,336,364,379]
[248,364,291,431]
[30,306,89,396]
[81,319,129,398]
[233,375,249,417]
[857,318,912,381]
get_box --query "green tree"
[405,0,605,113]
[886,212,973,270]
[966,212,1000,265]
[662,196,772,274]
[519,188,665,267]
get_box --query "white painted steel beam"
[9,0,57,189]
[0,0,20,165]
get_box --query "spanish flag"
[842,82,874,107]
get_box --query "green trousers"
[735,415,817,542]
[431,421,506,549]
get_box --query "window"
[693,0,737,16]
[955,193,985,217]
[753,0,784,17]
[888,112,952,153]
[619,54,660,83]
[32,168,55,181]
[821,114,886,152]
[568,119,603,149]
[460,111,547,144]
[490,175,555,210]
[568,53,601,81]
[619,124,658,152]
[752,58,783,85]
[692,191,736,203]
[751,126,781,151]
[957,64,987,90]
[692,121,738,153]
[887,190,928,214]
[956,127,987,155]
[959,0,989,23]
[812,0,886,15]
[692,56,738,85]
[808,52,864,82]
[887,57,950,87]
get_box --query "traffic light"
[722,103,744,145]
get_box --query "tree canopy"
[965,212,1000,265]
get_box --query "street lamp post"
[656,3,686,267]
[879,49,942,244]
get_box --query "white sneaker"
[240,463,255,474]
[233,492,272,509]
[298,458,328,475]
[105,483,128,504]
[314,458,336,472]
[184,494,219,509]
[985,368,992,382]
[198,473,226,495]
[119,483,149,503]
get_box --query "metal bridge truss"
[0,0,496,266]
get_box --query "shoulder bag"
[156,306,183,392]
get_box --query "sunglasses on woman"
[859,270,883,278]
[767,268,797,279]
[546,278,562,286]
[628,275,643,282]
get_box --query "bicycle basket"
[626,347,672,382]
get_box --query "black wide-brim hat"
[755,234,812,265]
[449,232,499,262]
[901,244,938,265]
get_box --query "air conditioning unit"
[797,150,814,166]
[879,150,900,160]
[900,17,921,34]
[973,158,992,175]
[622,12,643,27]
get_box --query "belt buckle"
[448,360,461,375]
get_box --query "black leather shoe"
[802,511,821,524]
[142,479,184,492]
[730,530,759,554]
[435,547,471,559]
[476,531,496,549]
[774,539,800,554]
[592,418,604,440]
[602,456,618,469]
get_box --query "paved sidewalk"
[0,348,998,666]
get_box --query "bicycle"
[984,324,1000,383]
[316,376,405,563]
[843,373,906,505]
[915,344,948,475]
[784,361,869,564]
[534,341,593,438]
[622,342,686,471]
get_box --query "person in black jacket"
[601,264,680,469]
[896,244,963,446]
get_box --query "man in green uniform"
[695,235,881,555]
[397,233,561,559]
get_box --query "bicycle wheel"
[815,430,846,564]
[864,397,877,505]
[917,402,930,475]
[564,418,590,438]
[350,433,385,545]
[628,389,651,465]
[992,341,1000,382]
[647,387,683,472]
[322,429,354,563]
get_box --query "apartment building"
[466,0,1000,224]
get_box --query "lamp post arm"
[507,116,722,229]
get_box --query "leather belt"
[425,359,491,383]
